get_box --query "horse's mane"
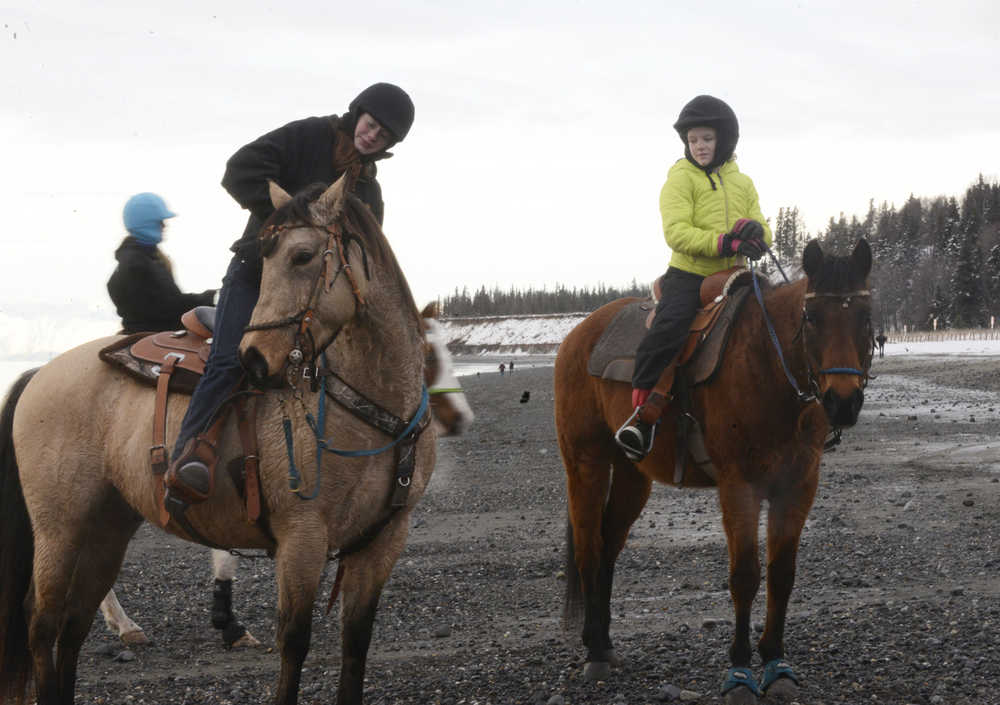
[258,183,421,330]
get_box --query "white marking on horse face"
[424,318,474,432]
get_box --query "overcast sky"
[3,0,999,327]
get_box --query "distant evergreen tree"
[440,175,1000,324]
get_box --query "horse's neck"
[326,287,423,412]
[751,278,809,374]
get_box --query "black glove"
[718,219,767,261]
[731,218,764,241]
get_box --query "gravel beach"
[71,352,1000,705]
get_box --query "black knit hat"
[349,82,415,142]
[673,95,739,171]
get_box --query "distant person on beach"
[107,192,216,334]
[499,363,506,376]
[616,94,771,462]
[876,331,887,357]
[166,82,415,504]
[509,360,515,374]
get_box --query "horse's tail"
[0,368,39,703]
[562,513,584,634]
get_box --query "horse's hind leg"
[100,588,149,644]
[596,457,652,668]
[566,450,650,682]
[210,548,259,647]
[56,501,141,702]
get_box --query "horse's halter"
[750,254,872,405]
[798,288,873,399]
[244,215,370,381]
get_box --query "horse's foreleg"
[756,469,817,698]
[564,453,613,680]
[718,481,763,669]
[210,548,260,647]
[336,511,413,705]
[273,527,328,705]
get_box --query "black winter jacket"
[107,238,216,333]
[221,114,386,259]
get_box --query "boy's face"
[686,126,717,167]
[354,113,392,155]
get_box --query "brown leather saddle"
[587,267,753,386]
[99,307,262,530]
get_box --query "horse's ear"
[269,180,292,209]
[851,239,873,278]
[420,301,440,319]
[802,239,823,278]
[313,172,349,220]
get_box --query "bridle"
[800,288,874,398]
[243,217,369,379]
[750,253,872,405]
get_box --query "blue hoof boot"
[721,666,763,697]
[761,658,800,692]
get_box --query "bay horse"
[98,305,474,647]
[0,174,436,705]
[555,239,873,703]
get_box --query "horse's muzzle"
[240,346,286,390]
[822,387,864,427]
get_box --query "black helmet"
[672,95,739,170]
[349,82,415,142]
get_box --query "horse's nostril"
[240,347,270,386]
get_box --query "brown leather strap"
[234,396,261,523]
[151,355,178,527]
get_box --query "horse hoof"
[724,687,759,705]
[230,630,261,648]
[119,629,149,645]
[583,660,611,682]
[763,677,798,701]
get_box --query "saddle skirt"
[99,306,216,394]
[587,267,753,386]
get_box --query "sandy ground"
[69,352,1000,705]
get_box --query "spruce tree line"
[771,175,1000,332]
[442,175,1000,332]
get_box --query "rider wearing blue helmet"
[108,193,216,333]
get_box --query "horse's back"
[554,298,638,455]
[13,336,156,511]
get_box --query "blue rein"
[283,378,430,500]
[751,248,869,404]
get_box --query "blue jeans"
[172,254,261,459]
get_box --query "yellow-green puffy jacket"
[659,158,771,276]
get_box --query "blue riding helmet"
[122,192,176,246]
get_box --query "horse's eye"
[291,249,314,266]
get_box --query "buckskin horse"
[555,239,873,703]
[97,304,474,648]
[0,174,436,705]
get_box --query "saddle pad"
[586,300,655,380]
[99,332,206,394]
[588,287,752,386]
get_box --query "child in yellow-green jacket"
[616,94,772,462]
